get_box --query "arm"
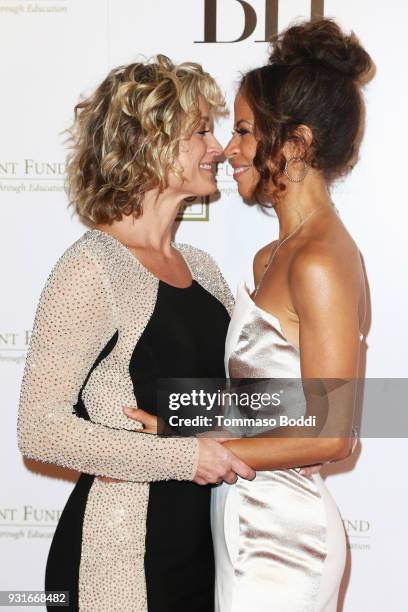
[17,246,199,482]
[223,245,362,470]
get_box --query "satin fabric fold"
[211,281,346,612]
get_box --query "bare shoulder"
[253,241,278,286]
[289,230,362,308]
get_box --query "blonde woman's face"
[173,96,222,197]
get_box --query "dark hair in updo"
[240,18,373,206]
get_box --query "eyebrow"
[235,119,254,128]
[200,116,210,123]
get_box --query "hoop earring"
[284,156,309,183]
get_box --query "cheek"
[194,139,207,161]
[184,142,206,176]
[242,138,257,163]
[176,144,190,170]
[177,152,196,180]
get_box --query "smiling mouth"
[199,163,215,173]
[232,166,250,180]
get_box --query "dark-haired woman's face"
[224,93,259,199]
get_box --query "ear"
[282,124,313,161]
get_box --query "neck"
[95,188,187,254]
[274,171,333,239]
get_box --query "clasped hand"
[97,406,321,484]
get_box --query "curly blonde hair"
[66,54,225,224]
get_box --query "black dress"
[133,280,230,612]
[45,278,230,612]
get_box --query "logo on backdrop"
[0,505,61,540]
[0,330,31,365]
[0,1,68,16]
[343,518,371,552]
[177,196,210,222]
[0,159,66,195]
[195,0,325,43]
[0,159,206,221]
[216,162,239,199]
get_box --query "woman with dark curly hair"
[17,55,255,612]
[210,19,373,611]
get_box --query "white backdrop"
[1,1,407,610]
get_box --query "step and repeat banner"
[1,1,406,610]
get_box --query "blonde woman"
[17,56,254,612]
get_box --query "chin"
[237,185,253,199]
[237,177,258,201]
[192,181,218,197]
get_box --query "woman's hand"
[96,407,158,483]
[122,407,158,434]
[98,407,255,486]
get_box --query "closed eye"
[232,128,251,136]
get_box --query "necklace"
[254,203,331,297]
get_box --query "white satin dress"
[211,281,347,612]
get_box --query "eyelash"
[232,128,251,137]
[197,129,210,136]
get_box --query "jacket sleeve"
[17,246,199,482]
[177,242,235,316]
[208,255,235,317]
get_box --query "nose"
[223,133,239,160]
[207,132,223,158]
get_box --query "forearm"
[222,433,350,471]
[17,402,199,482]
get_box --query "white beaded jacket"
[17,228,234,611]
